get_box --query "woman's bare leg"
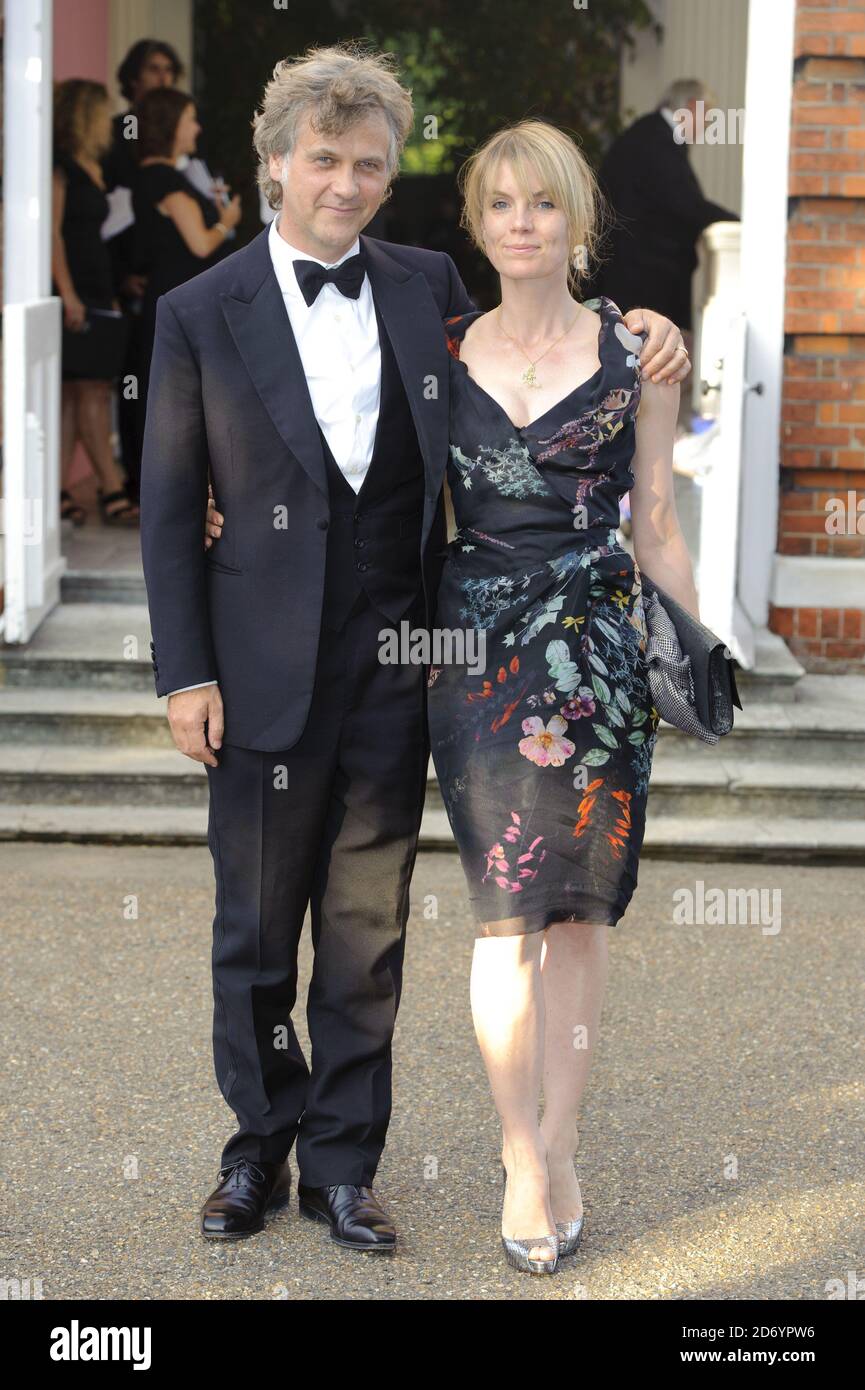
[470,932,555,1263]
[60,382,80,488]
[539,921,609,1223]
[74,379,136,513]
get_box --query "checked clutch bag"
[640,574,743,745]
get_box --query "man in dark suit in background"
[592,78,739,336]
[140,46,690,1253]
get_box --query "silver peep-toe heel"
[501,1166,558,1275]
[556,1215,585,1257]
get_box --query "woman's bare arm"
[51,169,78,302]
[159,190,229,259]
[629,377,700,620]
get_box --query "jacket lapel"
[219,226,327,498]
[361,235,449,508]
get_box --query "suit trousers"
[205,593,428,1185]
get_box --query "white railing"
[2,297,65,642]
[693,221,742,423]
[677,224,754,666]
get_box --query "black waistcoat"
[320,302,426,632]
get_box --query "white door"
[2,0,65,643]
[695,0,797,668]
[696,306,753,667]
[2,300,65,641]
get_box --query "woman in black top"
[101,40,185,505]
[132,88,241,456]
[51,79,138,524]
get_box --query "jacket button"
[317,518,329,530]
[356,562,369,573]
[354,538,366,548]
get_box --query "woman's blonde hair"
[252,43,415,210]
[458,119,604,290]
[53,79,110,160]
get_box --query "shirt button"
[354,538,366,548]
[355,414,362,424]
[356,561,370,572]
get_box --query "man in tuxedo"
[140,46,690,1250]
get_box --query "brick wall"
[775,1,865,669]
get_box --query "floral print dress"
[426,296,660,936]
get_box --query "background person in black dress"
[102,39,185,503]
[51,79,139,525]
[132,87,241,466]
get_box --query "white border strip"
[771,555,865,609]
[737,0,797,629]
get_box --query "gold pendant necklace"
[497,306,581,388]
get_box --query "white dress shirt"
[267,213,381,486]
[166,214,382,697]
[659,104,686,143]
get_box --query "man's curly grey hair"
[252,44,415,211]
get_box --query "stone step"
[1,741,863,811]
[639,815,865,863]
[2,724,865,818]
[422,810,865,861]
[0,802,208,845]
[426,756,865,819]
[0,604,153,690]
[1,679,865,757]
[0,801,862,864]
[0,745,207,806]
[724,624,805,705]
[654,757,865,818]
[0,688,171,745]
[61,570,148,604]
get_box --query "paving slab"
[1,843,862,1301]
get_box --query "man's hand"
[121,272,147,298]
[167,686,224,766]
[205,487,223,549]
[622,307,691,385]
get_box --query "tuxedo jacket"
[592,111,739,329]
[139,227,475,751]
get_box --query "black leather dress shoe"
[200,1157,292,1241]
[297,1183,396,1251]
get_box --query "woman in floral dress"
[425,120,698,1273]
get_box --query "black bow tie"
[293,252,366,307]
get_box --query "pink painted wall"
[54,0,110,83]
[53,0,111,488]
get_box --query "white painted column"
[2,0,65,642]
[736,0,797,631]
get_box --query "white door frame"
[736,0,797,637]
[2,0,65,642]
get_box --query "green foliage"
[193,0,660,228]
